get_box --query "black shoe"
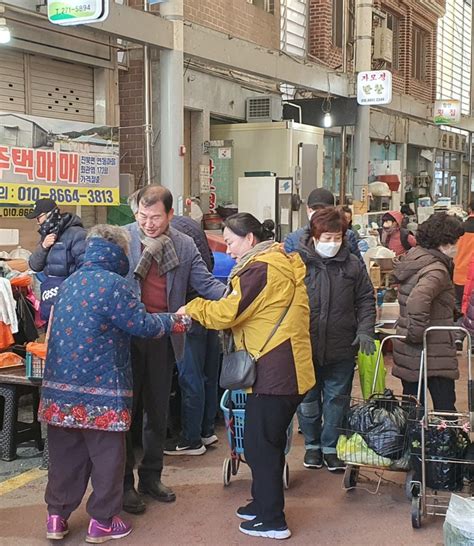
[236,503,258,521]
[323,453,346,472]
[123,487,146,514]
[303,449,323,469]
[138,479,176,502]
[239,520,291,540]
[164,438,206,456]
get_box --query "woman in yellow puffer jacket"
[177,213,315,540]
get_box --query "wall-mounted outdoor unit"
[373,27,393,63]
[246,96,282,123]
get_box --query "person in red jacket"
[462,253,474,315]
[380,211,417,257]
[454,200,474,311]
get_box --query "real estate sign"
[0,112,119,206]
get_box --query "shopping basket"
[408,326,474,529]
[338,334,420,493]
[220,389,293,487]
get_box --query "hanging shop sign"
[433,100,461,125]
[357,70,392,106]
[47,0,109,25]
[0,112,119,206]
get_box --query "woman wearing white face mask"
[295,207,376,472]
[392,212,465,411]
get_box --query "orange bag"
[26,342,47,359]
[0,352,24,368]
[0,322,14,349]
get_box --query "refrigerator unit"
[210,121,324,234]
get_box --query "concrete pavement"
[1,356,468,545]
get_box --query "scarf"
[38,208,62,238]
[228,240,277,281]
[134,228,179,280]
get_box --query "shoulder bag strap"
[254,286,296,359]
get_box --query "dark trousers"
[244,393,303,528]
[402,377,456,412]
[124,336,174,489]
[176,329,220,443]
[455,284,465,314]
[45,425,125,522]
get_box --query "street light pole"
[353,0,373,206]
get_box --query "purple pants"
[45,425,126,521]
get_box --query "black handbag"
[219,293,294,390]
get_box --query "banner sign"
[434,100,461,125]
[0,112,119,206]
[357,70,392,106]
[47,0,109,26]
[0,206,34,218]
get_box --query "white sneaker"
[201,434,218,446]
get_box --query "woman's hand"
[176,305,187,316]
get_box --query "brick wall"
[308,0,343,69]
[308,0,443,103]
[184,1,280,49]
[119,55,145,188]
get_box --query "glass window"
[412,26,428,81]
[386,11,400,71]
[332,0,343,48]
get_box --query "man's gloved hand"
[352,334,376,356]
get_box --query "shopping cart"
[409,326,473,529]
[220,389,293,488]
[339,335,420,493]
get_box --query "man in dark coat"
[122,186,226,514]
[284,188,363,262]
[27,198,86,320]
[295,207,375,472]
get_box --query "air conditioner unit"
[246,96,282,123]
[373,27,393,63]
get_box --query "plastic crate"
[25,352,45,380]
[220,390,293,456]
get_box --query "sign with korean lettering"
[0,112,119,206]
[47,0,109,25]
[434,100,461,125]
[357,70,392,106]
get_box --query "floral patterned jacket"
[39,236,189,432]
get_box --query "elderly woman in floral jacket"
[39,225,190,544]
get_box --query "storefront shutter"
[29,55,94,123]
[0,50,26,113]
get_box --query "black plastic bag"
[346,389,409,460]
[411,422,469,491]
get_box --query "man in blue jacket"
[284,188,362,261]
[164,215,221,457]
[27,198,86,320]
[123,185,226,514]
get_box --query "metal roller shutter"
[0,50,26,113]
[29,55,94,123]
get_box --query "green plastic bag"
[357,340,386,399]
[336,433,392,466]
